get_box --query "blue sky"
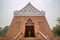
[0,0,60,29]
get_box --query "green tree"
[52,17,60,36]
[2,26,9,36]
[0,26,9,36]
[0,27,2,36]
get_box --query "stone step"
[23,37,39,40]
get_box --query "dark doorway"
[24,26,35,37]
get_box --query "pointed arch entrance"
[24,18,35,37]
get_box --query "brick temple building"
[3,3,57,40]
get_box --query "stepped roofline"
[14,2,45,16]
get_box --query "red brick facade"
[4,16,57,40]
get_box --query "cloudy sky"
[0,0,60,29]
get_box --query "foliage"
[0,26,9,36]
[52,25,60,36]
[52,17,60,36]
[0,27,2,36]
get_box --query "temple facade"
[3,3,57,40]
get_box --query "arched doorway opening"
[24,18,35,37]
